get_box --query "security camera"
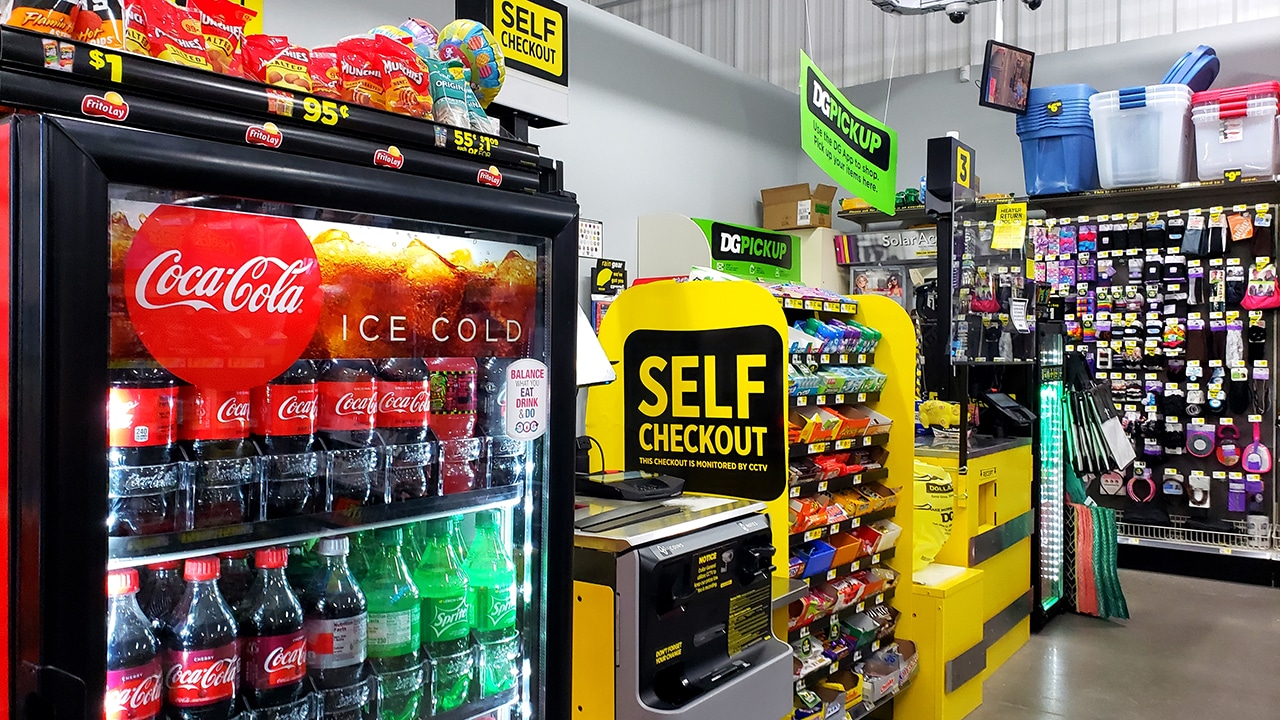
[1023,0,1043,9]
[946,2,969,23]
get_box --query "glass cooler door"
[103,187,552,720]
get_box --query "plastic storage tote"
[1191,81,1280,180]
[1090,84,1195,188]
[1017,84,1100,194]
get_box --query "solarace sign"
[692,219,801,283]
[800,51,898,215]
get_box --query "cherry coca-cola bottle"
[139,561,186,637]
[250,360,320,518]
[316,360,378,508]
[376,358,431,501]
[159,557,240,720]
[238,547,308,709]
[108,364,179,536]
[180,384,252,528]
[106,569,163,720]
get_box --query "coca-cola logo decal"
[125,205,323,390]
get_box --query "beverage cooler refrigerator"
[0,27,577,720]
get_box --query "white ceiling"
[587,0,1280,90]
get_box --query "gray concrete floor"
[966,569,1280,720]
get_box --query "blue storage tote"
[1019,125,1100,195]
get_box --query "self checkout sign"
[458,0,569,85]
[623,327,785,501]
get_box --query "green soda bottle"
[348,531,372,584]
[449,515,469,563]
[465,510,519,696]
[413,518,471,712]
[401,523,423,572]
[365,527,422,720]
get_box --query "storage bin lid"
[1192,82,1280,118]
[1162,45,1220,93]
[1027,84,1098,105]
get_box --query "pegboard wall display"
[1035,198,1280,558]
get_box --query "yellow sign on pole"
[992,202,1027,250]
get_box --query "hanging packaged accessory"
[1216,423,1241,466]
[1252,209,1273,257]
[1099,471,1125,495]
[1162,469,1185,496]
[1241,258,1280,310]
[1242,421,1272,473]
[1228,476,1247,512]
[1247,324,1267,361]
[1187,422,1216,457]
[1182,214,1207,257]
[1126,467,1156,502]
[1225,264,1247,306]
[1228,212,1254,242]
[971,268,1001,314]
[1187,471,1211,508]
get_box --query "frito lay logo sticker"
[374,146,404,169]
[82,91,129,122]
[477,166,503,187]
[245,122,283,148]
[124,205,324,390]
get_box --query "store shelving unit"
[784,293,919,718]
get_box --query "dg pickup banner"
[800,51,898,215]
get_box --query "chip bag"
[371,34,431,118]
[143,0,211,71]
[122,0,148,55]
[243,34,310,93]
[336,36,383,109]
[309,44,341,99]
[426,56,469,128]
[73,0,123,48]
[3,0,78,38]
[188,0,255,77]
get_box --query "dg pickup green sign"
[801,51,898,215]
[692,219,800,283]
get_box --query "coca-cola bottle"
[316,360,378,508]
[180,384,252,528]
[106,569,163,720]
[376,358,431,501]
[238,547,308,709]
[108,364,179,536]
[251,360,320,518]
[159,557,240,720]
[138,561,186,637]
[218,550,253,611]
[304,536,368,690]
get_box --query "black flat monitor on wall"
[979,40,1035,114]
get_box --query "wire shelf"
[1116,511,1274,557]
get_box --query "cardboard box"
[762,184,837,230]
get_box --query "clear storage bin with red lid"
[1190,81,1280,180]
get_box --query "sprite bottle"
[465,510,519,696]
[365,528,422,720]
[414,518,472,712]
[449,515,469,563]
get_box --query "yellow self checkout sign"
[490,0,568,84]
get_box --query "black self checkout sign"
[623,327,786,501]
[457,0,569,86]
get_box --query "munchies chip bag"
[3,0,78,38]
[243,34,310,93]
[371,34,431,118]
[188,0,255,76]
[122,0,148,55]
[73,0,123,49]
[336,36,383,110]
[309,45,341,99]
[143,0,212,71]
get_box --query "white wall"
[838,15,1280,195]
[261,0,456,47]
[535,1,803,273]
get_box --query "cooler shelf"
[108,483,523,569]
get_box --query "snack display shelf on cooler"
[789,467,891,498]
[0,27,552,192]
[108,483,524,568]
[788,589,897,643]
[790,508,899,544]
